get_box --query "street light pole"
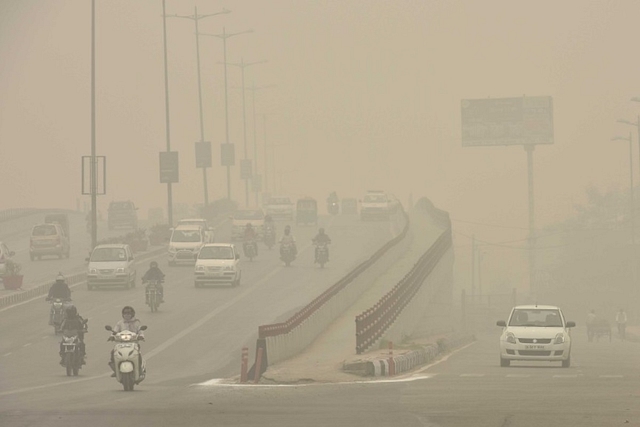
[90,0,97,249]
[612,133,635,245]
[166,7,230,209]
[200,28,253,201]
[227,59,267,207]
[246,83,275,206]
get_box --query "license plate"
[525,345,545,349]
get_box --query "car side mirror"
[566,321,576,328]
[105,325,113,331]
[140,325,148,331]
[496,320,506,327]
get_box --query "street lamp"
[617,117,640,186]
[200,28,253,201]
[612,132,635,244]
[166,7,230,209]
[227,59,267,207]
[246,83,276,206]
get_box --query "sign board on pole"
[195,141,212,168]
[251,174,262,192]
[240,159,252,179]
[81,156,106,195]
[159,151,179,183]
[461,96,554,146]
[221,143,235,166]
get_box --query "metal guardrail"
[355,223,452,354]
[258,210,410,339]
[0,208,41,223]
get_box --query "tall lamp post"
[90,0,97,248]
[161,0,173,227]
[227,59,267,207]
[246,83,275,206]
[200,28,253,201]
[612,132,635,245]
[165,7,230,208]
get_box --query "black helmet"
[150,261,158,268]
[319,228,325,234]
[122,306,135,317]
[65,305,77,317]
[55,273,65,283]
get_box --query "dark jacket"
[48,282,71,299]
[313,234,331,244]
[60,315,86,339]
[142,267,165,282]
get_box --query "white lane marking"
[22,343,32,347]
[599,375,623,378]
[3,352,11,357]
[553,374,578,378]
[193,374,437,387]
[459,373,484,377]
[0,374,110,397]
[414,341,477,374]
[506,374,531,378]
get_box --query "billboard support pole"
[525,145,536,299]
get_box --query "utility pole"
[471,234,476,298]
[161,0,173,226]
[246,84,275,205]
[525,145,536,298]
[90,0,97,249]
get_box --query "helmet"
[122,306,135,318]
[55,273,65,283]
[150,261,158,268]
[65,305,78,318]
[319,228,325,234]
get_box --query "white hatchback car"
[497,305,575,368]
[194,243,241,287]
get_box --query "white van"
[86,244,136,290]
[168,224,206,265]
[194,243,241,287]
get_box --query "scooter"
[314,241,330,268]
[105,325,147,391]
[47,298,71,334]
[60,319,88,377]
[327,201,339,215]
[280,242,296,267]
[243,240,258,261]
[144,280,163,312]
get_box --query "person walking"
[615,308,627,341]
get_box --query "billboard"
[461,96,554,146]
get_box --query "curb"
[343,333,476,377]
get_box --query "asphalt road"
[0,212,406,426]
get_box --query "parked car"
[0,242,16,276]
[194,243,241,287]
[177,218,215,242]
[497,304,575,368]
[168,225,206,265]
[265,196,294,220]
[86,244,136,290]
[231,209,265,241]
[108,200,138,230]
[30,223,70,260]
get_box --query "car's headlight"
[116,268,125,274]
[89,268,97,275]
[195,265,205,272]
[554,333,565,344]
[505,332,516,344]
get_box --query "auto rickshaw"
[296,197,318,225]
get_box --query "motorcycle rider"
[279,225,297,257]
[142,261,165,303]
[47,273,72,325]
[243,223,258,256]
[312,228,332,262]
[109,306,144,377]
[58,305,87,366]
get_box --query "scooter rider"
[264,215,276,232]
[142,261,165,303]
[244,223,258,256]
[108,306,144,377]
[47,273,72,325]
[59,305,87,366]
[279,225,297,257]
[312,228,332,262]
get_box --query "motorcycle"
[61,319,88,377]
[264,227,276,250]
[280,242,296,267]
[105,325,147,391]
[144,279,163,312]
[47,298,71,334]
[243,240,258,261]
[314,241,330,268]
[327,201,339,215]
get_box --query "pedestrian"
[586,309,596,342]
[615,308,627,340]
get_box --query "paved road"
[0,213,404,426]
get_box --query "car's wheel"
[500,357,510,367]
[562,355,571,368]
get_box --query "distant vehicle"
[194,243,241,287]
[168,225,206,265]
[265,196,294,220]
[30,223,70,260]
[296,197,318,225]
[45,213,70,241]
[341,198,358,215]
[177,218,215,243]
[86,244,136,290]
[108,200,138,230]
[360,191,391,220]
[496,304,575,368]
[231,209,265,241]
[0,242,16,276]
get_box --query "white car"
[265,196,294,220]
[497,305,575,368]
[177,218,215,243]
[194,243,241,287]
[86,244,137,290]
[168,225,206,265]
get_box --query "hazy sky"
[2,0,640,255]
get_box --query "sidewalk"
[259,211,453,384]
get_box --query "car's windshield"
[509,309,563,327]
[297,200,316,209]
[178,220,204,227]
[364,194,386,203]
[198,246,234,260]
[91,248,126,262]
[109,202,133,210]
[234,210,264,220]
[171,230,202,243]
[32,225,57,236]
